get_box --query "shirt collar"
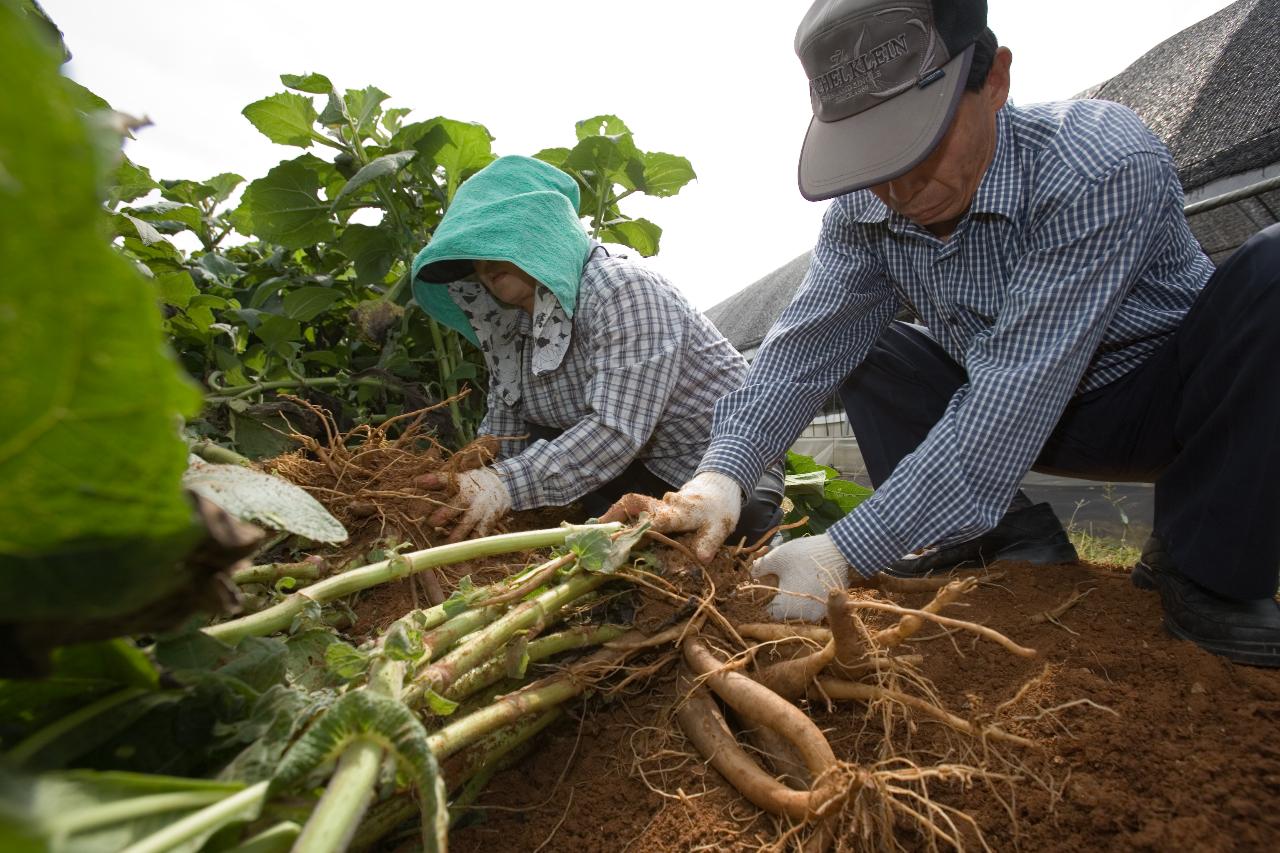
[840,103,1022,230]
[969,105,1020,220]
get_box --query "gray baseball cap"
[795,0,987,200]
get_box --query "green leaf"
[109,156,157,205]
[280,72,334,96]
[575,114,632,141]
[381,107,411,135]
[640,151,696,197]
[241,92,319,148]
[197,252,244,282]
[281,286,341,322]
[337,224,398,285]
[421,687,458,716]
[323,642,370,681]
[382,622,422,662]
[344,86,389,135]
[332,150,415,208]
[445,362,478,382]
[565,527,611,572]
[532,147,570,169]
[122,212,165,245]
[0,4,203,625]
[601,218,661,257]
[154,271,199,311]
[410,117,495,203]
[234,156,337,249]
[441,575,477,618]
[128,200,202,232]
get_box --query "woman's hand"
[417,467,512,542]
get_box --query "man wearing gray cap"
[607,0,1280,666]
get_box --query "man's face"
[869,47,1012,238]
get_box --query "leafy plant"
[104,79,695,456]
[782,451,872,536]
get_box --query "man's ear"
[985,47,1013,111]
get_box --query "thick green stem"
[412,570,609,700]
[443,707,564,791]
[232,560,323,587]
[293,660,405,853]
[120,781,269,853]
[426,675,581,761]
[425,316,465,437]
[204,524,618,644]
[415,605,506,666]
[442,624,626,704]
[54,790,230,839]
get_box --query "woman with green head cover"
[410,155,783,545]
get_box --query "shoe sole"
[1131,563,1280,667]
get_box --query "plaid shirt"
[489,252,748,510]
[699,100,1215,576]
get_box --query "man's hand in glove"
[600,471,741,563]
[416,467,512,542]
[749,534,859,622]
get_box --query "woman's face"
[473,260,538,314]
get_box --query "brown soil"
[434,557,1280,852]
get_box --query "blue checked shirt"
[488,253,748,510]
[698,100,1214,576]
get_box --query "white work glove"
[601,471,742,563]
[749,534,851,622]
[425,467,512,542]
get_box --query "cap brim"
[798,45,975,201]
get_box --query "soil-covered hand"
[421,466,512,542]
[601,471,742,563]
[749,534,851,622]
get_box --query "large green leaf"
[0,4,203,619]
[344,85,389,136]
[241,92,319,148]
[234,156,337,249]
[640,151,696,197]
[575,114,632,141]
[281,286,342,322]
[279,72,334,96]
[337,224,398,285]
[331,150,415,208]
[601,218,662,256]
[409,117,495,203]
[109,156,157,206]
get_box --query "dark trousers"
[839,224,1280,600]
[525,425,785,547]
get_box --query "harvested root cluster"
[261,394,498,560]
[652,576,1044,851]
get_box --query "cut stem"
[205,524,619,644]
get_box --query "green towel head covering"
[410,155,592,346]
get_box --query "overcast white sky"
[46,0,1234,309]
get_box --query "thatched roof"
[1079,0,1280,191]
[707,0,1280,349]
[703,252,810,356]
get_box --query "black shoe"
[885,502,1077,578]
[1131,537,1280,667]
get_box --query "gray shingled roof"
[707,0,1280,349]
[703,252,811,355]
[1079,0,1280,191]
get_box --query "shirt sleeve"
[830,152,1174,576]
[697,203,898,493]
[490,273,687,510]
[477,386,529,461]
